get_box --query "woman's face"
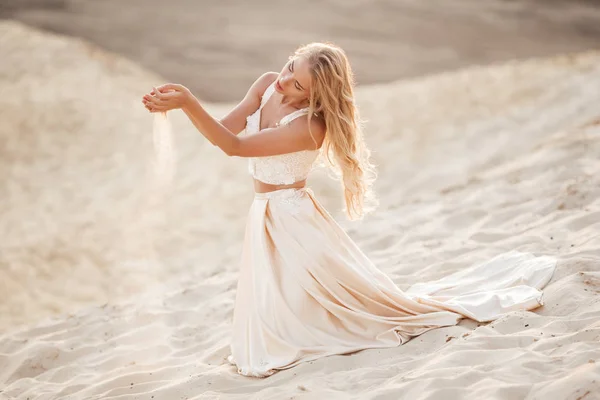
[274,56,312,101]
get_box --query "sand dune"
[1,20,600,399]
[3,0,600,102]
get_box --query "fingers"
[151,87,163,99]
[143,102,169,113]
[141,83,184,113]
[150,107,168,112]
[142,96,169,113]
[143,94,167,105]
[151,91,179,101]
[154,83,183,94]
[144,103,169,113]
[143,88,177,106]
[142,92,172,110]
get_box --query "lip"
[275,80,283,91]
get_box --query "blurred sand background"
[1,1,600,398]
[3,0,600,101]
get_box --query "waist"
[253,178,307,194]
[254,186,312,199]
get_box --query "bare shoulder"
[236,72,278,114]
[249,72,278,99]
[308,114,326,140]
[287,113,327,150]
[311,114,326,133]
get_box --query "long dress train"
[226,187,557,377]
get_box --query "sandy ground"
[1,17,600,400]
[2,0,600,102]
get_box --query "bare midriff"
[253,178,307,193]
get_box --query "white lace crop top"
[244,81,320,185]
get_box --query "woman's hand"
[142,83,193,113]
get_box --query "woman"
[142,42,556,378]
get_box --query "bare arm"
[218,72,278,136]
[181,92,325,157]
[183,72,277,146]
[144,77,325,157]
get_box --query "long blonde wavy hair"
[294,42,378,220]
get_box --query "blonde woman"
[142,42,556,378]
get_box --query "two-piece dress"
[225,81,557,378]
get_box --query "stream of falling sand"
[152,111,176,188]
[114,111,177,293]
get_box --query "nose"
[280,74,292,86]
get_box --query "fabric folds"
[226,188,556,378]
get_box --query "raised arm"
[178,72,276,146]
[218,72,278,135]
[181,90,325,157]
[143,75,325,157]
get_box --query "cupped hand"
[142,83,192,113]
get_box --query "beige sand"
[1,20,599,399]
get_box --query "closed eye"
[288,60,305,91]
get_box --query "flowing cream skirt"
[226,187,556,378]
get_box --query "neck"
[280,94,309,110]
